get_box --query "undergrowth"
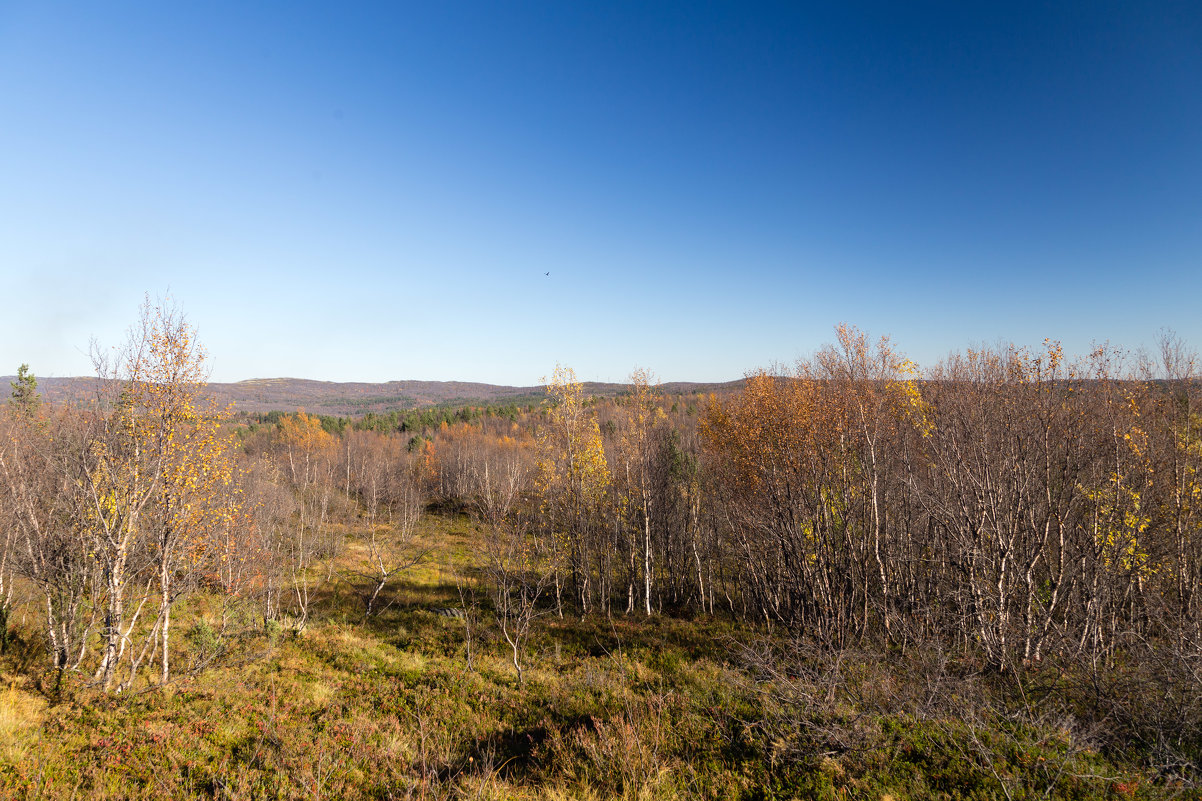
[0,515,1189,800]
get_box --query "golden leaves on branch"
[537,365,610,507]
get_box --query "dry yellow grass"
[0,680,46,763]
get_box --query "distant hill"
[1,376,743,416]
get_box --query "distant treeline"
[241,401,536,438]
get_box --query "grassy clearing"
[0,680,45,765]
[0,513,1182,800]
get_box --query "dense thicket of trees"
[3,314,1201,775]
[702,331,1202,668]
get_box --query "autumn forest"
[1,300,1200,799]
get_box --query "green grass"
[0,513,1184,800]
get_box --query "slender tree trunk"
[643,493,653,616]
[160,559,171,684]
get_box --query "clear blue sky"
[2,2,1200,384]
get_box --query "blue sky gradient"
[2,2,1200,383]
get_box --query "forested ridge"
[2,375,741,417]
[1,304,1200,799]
